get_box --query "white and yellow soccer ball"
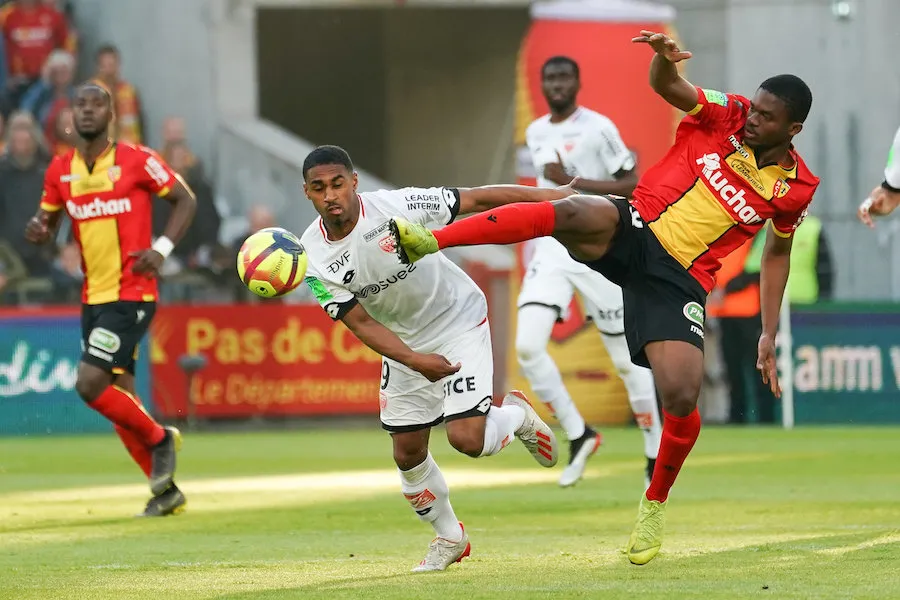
[236,227,308,298]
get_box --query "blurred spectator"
[49,239,80,302]
[787,215,833,304]
[20,48,73,132]
[161,115,187,149]
[742,217,834,305]
[707,233,775,424]
[0,0,71,117]
[47,103,73,155]
[153,140,221,271]
[0,111,5,153]
[92,44,142,144]
[0,110,51,277]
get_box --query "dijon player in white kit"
[300,145,571,572]
[519,56,661,487]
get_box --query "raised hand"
[631,30,693,63]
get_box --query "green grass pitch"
[1,426,897,599]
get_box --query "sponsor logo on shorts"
[88,327,121,353]
[683,301,705,339]
[443,376,477,397]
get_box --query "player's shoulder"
[45,150,73,175]
[115,142,166,166]
[526,114,553,136]
[578,107,616,127]
[300,218,328,250]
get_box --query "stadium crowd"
[0,0,246,306]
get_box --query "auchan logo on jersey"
[66,197,132,221]
[696,153,763,225]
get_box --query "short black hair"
[541,56,579,80]
[759,74,812,123]
[302,145,354,179]
[76,81,112,105]
[96,44,120,59]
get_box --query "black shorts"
[574,198,708,368]
[81,301,156,375]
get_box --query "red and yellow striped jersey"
[631,87,820,292]
[40,142,178,305]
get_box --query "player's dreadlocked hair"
[759,74,813,123]
[303,145,354,179]
[541,56,580,80]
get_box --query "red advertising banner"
[150,304,382,418]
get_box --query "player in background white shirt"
[858,125,900,227]
[519,56,661,488]
[300,146,572,572]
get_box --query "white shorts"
[517,238,624,335]
[379,320,494,432]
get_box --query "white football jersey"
[524,106,634,268]
[301,188,487,353]
[884,125,900,189]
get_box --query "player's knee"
[446,425,484,458]
[515,333,544,368]
[74,370,108,403]
[656,380,701,417]
[392,442,428,471]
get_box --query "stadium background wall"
[2,303,900,435]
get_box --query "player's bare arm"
[632,30,698,113]
[24,207,62,244]
[756,225,793,397]
[543,158,638,198]
[456,181,579,215]
[340,303,461,383]
[131,177,197,278]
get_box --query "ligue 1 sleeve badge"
[108,166,122,183]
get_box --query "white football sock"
[479,403,525,457]
[601,332,662,459]
[515,304,586,440]
[399,453,462,542]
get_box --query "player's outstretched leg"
[600,333,661,489]
[626,340,703,566]
[75,363,181,497]
[390,195,621,266]
[516,305,599,485]
[393,429,470,573]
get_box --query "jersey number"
[380,361,390,390]
[144,156,171,187]
[342,270,356,285]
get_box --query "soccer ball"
[237,227,307,298]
